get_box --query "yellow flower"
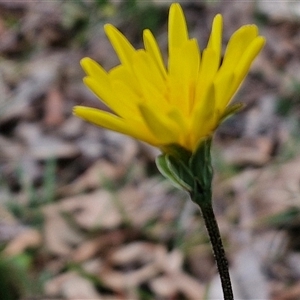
[73,3,265,153]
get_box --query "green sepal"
[166,154,194,191]
[157,138,214,198]
[220,102,244,123]
[160,143,192,165]
[156,154,192,191]
[189,137,213,191]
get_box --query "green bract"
[156,138,213,204]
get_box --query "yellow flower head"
[73,3,265,153]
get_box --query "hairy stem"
[197,200,234,300]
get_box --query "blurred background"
[0,0,300,299]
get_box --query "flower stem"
[158,137,233,298]
[195,198,234,299]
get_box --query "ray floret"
[74,3,265,153]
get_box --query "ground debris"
[0,1,300,299]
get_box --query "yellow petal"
[168,39,200,114]
[83,76,111,104]
[111,80,143,118]
[80,57,107,79]
[143,29,167,79]
[207,14,223,67]
[139,104,179,144]
[168,3,188,54]
[233,36,266,85]
[195,48,219,103]
[221,25,259,71]
[104,24,136,67]
[227,36,266,103]
[75,5,265,154]
[81,58,110,86]
[83,77,139,119]
[213,71,234,111]
[191,84,217,148]
[73,106,157,145]
[167,108,189,147]
[132,50,165,98]
[109,64,140,96]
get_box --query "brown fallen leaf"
[59,190,122,230]
[4,227,41,256]
[16,122,80,161]
[172,271,205,299]
[43,205,83,256]
[45,271,101,299]
[222,155,300,223]
[275,282,300,300]
[100,262,160,290]
[109,241,159,265]
[222,136,273,167]
[43,85,64,127]
[97,243,165,290]
[157,249,205,299]
[149,275,178,298]
[71,230,126,263]
[58,159,124,196]
[157,248,184,273]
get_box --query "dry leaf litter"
[1,1,300,299]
